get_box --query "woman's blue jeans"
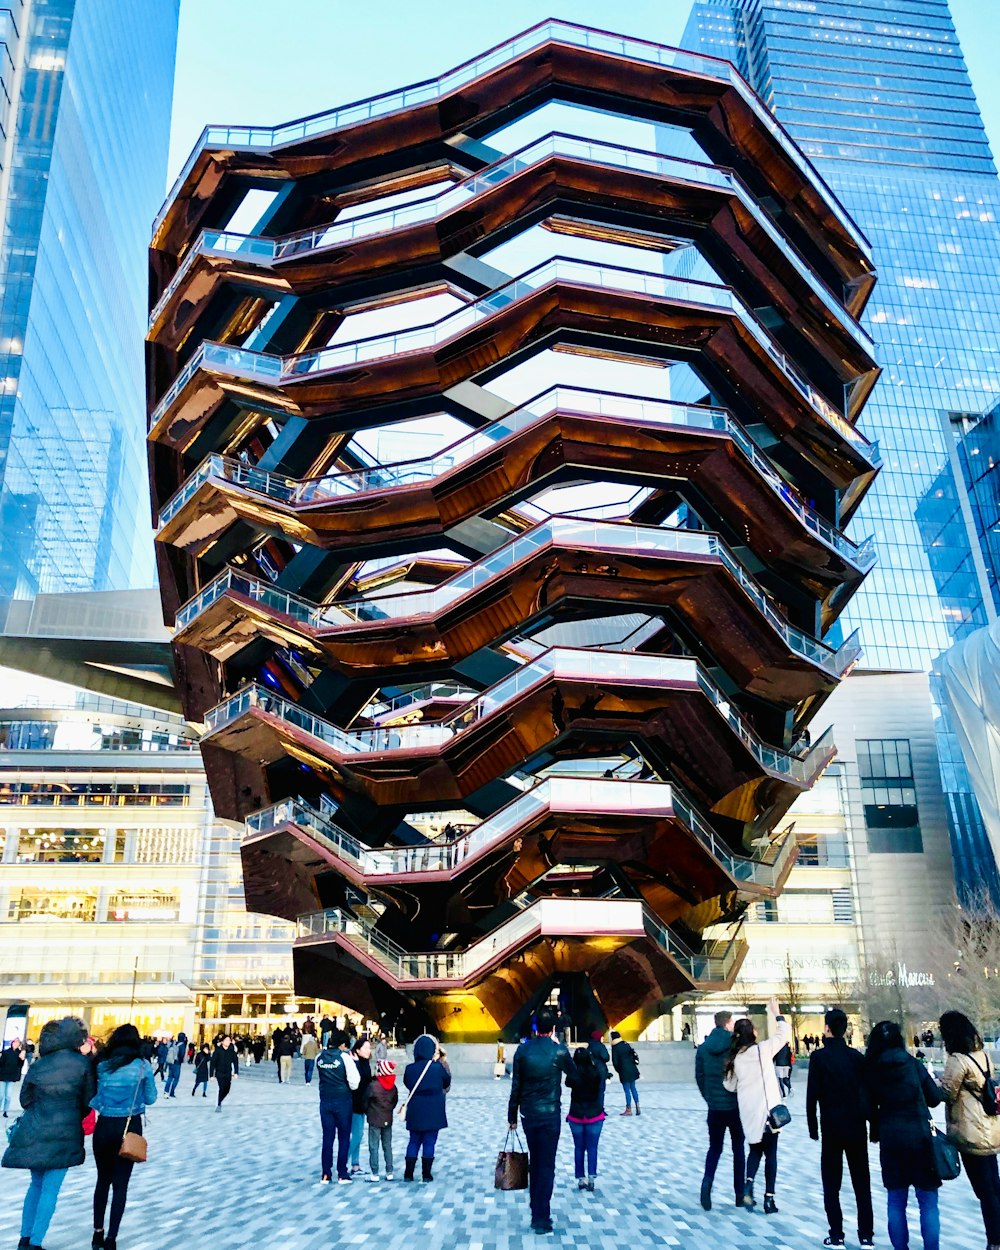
[887,1186,939,1250]
[622,1080,639,1108]
[406,1128,439,1159]
[349,1111,365,1168]
[568,1119,604,1178]
[20,1167,68,1243]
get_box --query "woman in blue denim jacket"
[89,1025,157,1250]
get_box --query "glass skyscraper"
[681,0,1000,895]
[0,0,179,607]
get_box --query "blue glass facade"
[681,0,1000,896]
[0,0,179,607]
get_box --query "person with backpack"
[866,1019,944,1250]
[806,1007,874,1249]
[565,1045,606,1191]
[695,1009,745,1211]
[89,1024,157,1250]
[939,1009,1000,1250]
[402,1034,450,1183]
[163,1039,182,1098]
[610,1031,641,1116]
[1,1017,95,1250]
[587,1030,610,1082]
[723,998,791,1215]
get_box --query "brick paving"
[0,1060,987,1249]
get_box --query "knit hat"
[590,1030,603,1042]
[376,1059,396,1076]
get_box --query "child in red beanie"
[363,1059,398,1181]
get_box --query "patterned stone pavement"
[0,1060,987,1249]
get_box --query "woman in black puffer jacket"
[565,1046,606,1191]
[866,1020,944,1250]
[2,1017,95,1250]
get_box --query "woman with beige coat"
[724,996,792,1214]
[939,1010,1000,1250]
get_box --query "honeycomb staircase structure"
[148,21,878,1040]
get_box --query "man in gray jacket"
[695,1010,745,1210]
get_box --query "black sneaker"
[859,1240,874,1248]
[824,1239,846,1248]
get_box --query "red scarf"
[377,1074,396,1091]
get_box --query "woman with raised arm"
[723,996,791,1214]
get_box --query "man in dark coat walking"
[2,1017,95,1250]
[807,1007,874,1248]
[695,1009,745,1210]
[508,1007,575,1235]
[0,1038,26,1117]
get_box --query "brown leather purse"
[118,1064,148,1163]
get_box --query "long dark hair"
[939,1010,983,1055]
[865,1019,905,1067]
[101,1024,143,1072]
[725,1018,756,1077]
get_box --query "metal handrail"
[150,131,870,351]
[294,894,745,985]
[156,383,878,562]
[176,517,861,678]
[203,647,833,786]
[248,778,793,888]
[154,19,869,258]
[148,257,875,465]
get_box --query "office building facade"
[0,693,333,1040]
[150,24,877,1039]
[682,0,1000,898]
[0,0,179,607]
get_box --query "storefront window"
[8,890,98,922]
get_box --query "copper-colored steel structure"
[148,22,878,1040]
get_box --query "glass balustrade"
[247,775,793,889]
[157,384,876,566]
[295,894,744,985]
[176,517,858,678]
[151,132,870,352]
[155,20,867,261]
[203,646,830,785]
[149,257,875,466]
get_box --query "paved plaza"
[0,1062,987,1249]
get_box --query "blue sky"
[167,0,1000,184]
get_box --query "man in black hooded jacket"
[806,1008,873,1248]
[695,1010,744,1210]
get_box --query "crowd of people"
[3,1003,1000,1248]
[694,1000,1000,1250]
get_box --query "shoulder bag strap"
[122,1062,146,1143]
[399,1060,433,1113]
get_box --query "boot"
[635,1104,641,1116]
[421,1156,433,1183]
[93,1231,105,1249]
[619,1106,632,1116]
[403,1155,416,1182]
[763,1194,778,1215]
[742,1180,756,1209]
[104,1239,117,1250]
[699,1177,712,1210]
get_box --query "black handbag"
[757,1045,790,1130]
[929,1123,961,1182]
